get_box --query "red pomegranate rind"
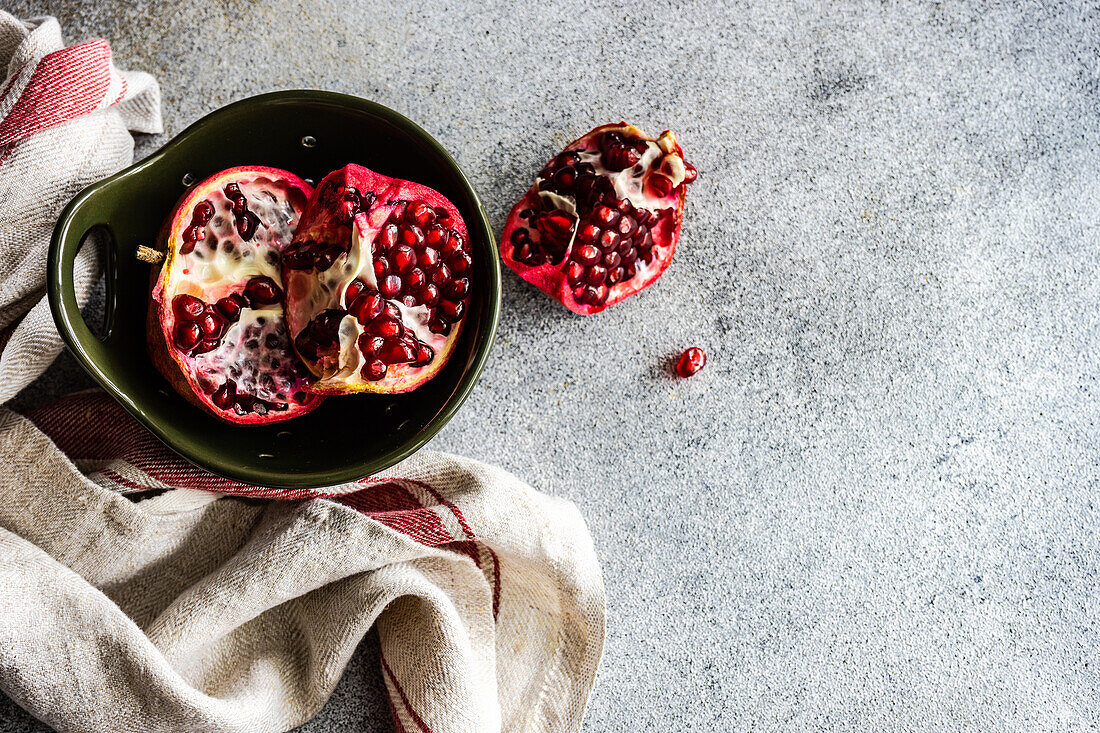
[282,165,471,394]
[148,166,322,425]
[500,122,696,315]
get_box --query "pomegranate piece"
[675,347,706,377]
[500,122,696,315]
[147,166,322,425]
[282,165,472,394]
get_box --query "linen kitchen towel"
[0,13,605,733]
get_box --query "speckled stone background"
[3,0,1100,730]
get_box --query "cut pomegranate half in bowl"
[48,90,500,489]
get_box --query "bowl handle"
[47,182,126,370]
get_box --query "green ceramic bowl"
[48,90,500,489]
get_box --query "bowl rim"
[47,89,501,489]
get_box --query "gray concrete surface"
[3,0,1100,730]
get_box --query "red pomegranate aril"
[566,261,586,285]
[578,223,601,242]
[211,380,236,408]
[173,294,205,321]
[426,224,447,247]
[586,265,607,285]
[617,216,637,237]
[621,247,638,265]
[623,262,637,279]
[196,311,222,339]
[440,299,465,322]
[442,233,464,258]
[193,339,219,354]
[393,245,417,272]
[418,247,440,269]
[383,302,401,320]
[380,341,416,364]
[245,276,282,306]
[380,275,402,298]
[648,174,673,198]
[358,333,385,356]
[236,212,259,241]
[419,284,440,305]
[369,315,402,339]
[449,251,472,275]
[429,318,450,335]
[183,224,204,243]
[344,279,366,307]
[193,201,215,224]
[173,322,202,350]
[445,278,469,298]
[374,257,390,278]
[413,344,434,366]
[576,244,599,265]
[378,224,399,249]
[683,163,698,184]
[593,205,620,228]
[608,267,624,284]
[598,230,620,251]
[405,268,426,290]
[362,359,387,381]
[676,347,706,377]
[537,211,574,241]
[214,296,242,320]
[406,201,433,227]
[400,225,424,248]
[350,292,384,323]
[430,264,451,286]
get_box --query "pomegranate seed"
[405,268,426,290]
[413,344,434,366]
[683,162,698,184]
[245,276,282,306]
[426,224,447,247]
[442,233,464,258]
[598,230,620,251]
[537,211,574,241]
[648,173,673,198]
[617,216,637,237]
[676,347,706,377]
[378,224,399,249]
[575,244,599,265]
[193,339,219,354]
[419,284,440,305]
[440,299,465,322]
[602,251,621,268]
[406,201,433,227]
[196,311,222,339]
[604,145,639,171]
[173,322,202,350]
[172,294,205,321]
[344,279,366,307]
[362,359,387,381]
[211,380,236,409]
[224,182,241,198]
[623,263,637,279]
[214,296,242,320]
[350,292,384,323]
[586,265,607,285]
[566,261,585,285]
[418,247,440,269]
[429,318,451,335]
[553,166,577,190]
[430,264,452,286]
[236,212,259,240]
[369,315,402,338]
[374,257,390,278]
[399,225,424,248]
[578,223,601,242]
[608,267,624,284]
[193,201,215,224]
[380,341,416,364]
[434,206,450,220]
[183,224,204,243]
[358,333,384,356]
[621,247,638,265]
[383,302,401,320]
[593,205,619,228]
[393,245,417,272]
[379,275,402,298]
[445,278,469,298]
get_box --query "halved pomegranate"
[282,165,471,393]
[501,122,696,314]
[147,166,322,424]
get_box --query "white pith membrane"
[162,175,313,415]
[284,205,452,390]
[513,126,687,303]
